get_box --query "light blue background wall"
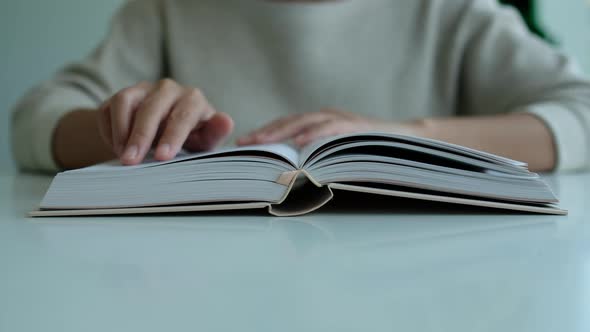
[539,0,590,73]
[0,0,123,171]
[0,0,588,171]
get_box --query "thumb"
[184,112,234,152]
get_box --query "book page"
[300,132,527,169]
[75,144,300,173]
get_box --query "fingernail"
[157,144,171,158]
[123,145,138,160]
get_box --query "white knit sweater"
[11,0,590,172]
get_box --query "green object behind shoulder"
[500,0,551,41]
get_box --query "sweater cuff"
[521,104,589,172]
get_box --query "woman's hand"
[237,108,419,147]
[98,79,234,165]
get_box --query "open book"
[31,133,567,217]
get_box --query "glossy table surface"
[1,171,589,332]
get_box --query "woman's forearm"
[52,109,557,172]
[53,109,116,170]
[416,113,557,172]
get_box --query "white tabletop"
[1,171,589,332]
